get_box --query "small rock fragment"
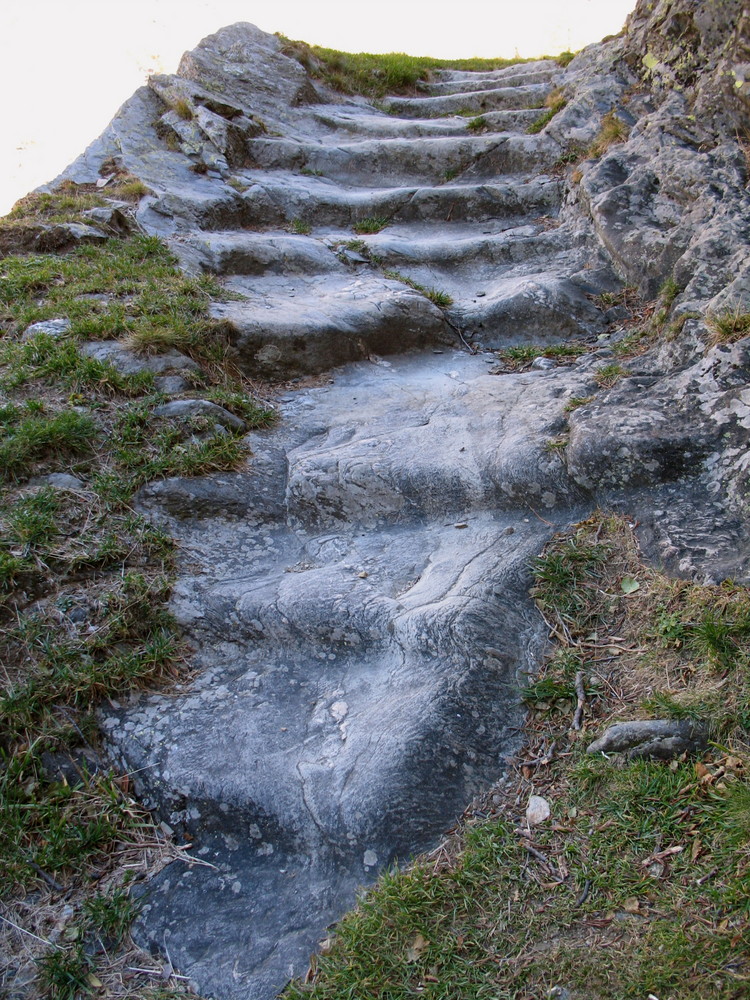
[22,318,72,341]
[154,399,247,431]
[526,794,551,827]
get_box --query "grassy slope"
[0,185,272,999]
[276,36,574,98]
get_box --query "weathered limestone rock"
[21,318,71,341]
[79,341,200,376]
[37,2,750,997]
[153,399,246,431]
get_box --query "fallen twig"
[0,912,63,951]
[572,670,586,730]
[575,877,592,906]
[27,860,65,892]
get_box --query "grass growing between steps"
[527,87,567,134]
[382,270,454,308]
[0,189,273,999]
[286,513,750,1000]
[276,37,534,97]
[494,342,588,371]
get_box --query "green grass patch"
[465,115,488,133]
[289,218,313,235]
[2,176,150,231]
[353,216,390,235]
[527,87,567,134]
[0,234,224,361]
[277,37,531,98]
[0,404,98,481]
[495,342,588,371]
[593,361,628,387]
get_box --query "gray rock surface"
[21,318,71,341]
[41,4,750,998]
[153,399,246,431]
[79,341,200,375]
[587,718,709,760]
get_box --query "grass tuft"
[587,109,630,158]
[353,216,389,235]
[707,308,750,344]
[465,115,488,133]
[495,342,588,371]
[382,269,453,308]
[289,218,313,235]
[527,87,567,134]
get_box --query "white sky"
[0,0,635,215]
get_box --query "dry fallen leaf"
[407,933,429,962]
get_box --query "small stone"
[153,399,246,431]
[526,794,551,827]
[330,701,348,723]
[531,357,557,370]
[587,719,709,760]
[358,571,368,578]
[454,522,468,529]
[363,849,378,867]
[22,318,71,341]
[155,375,190,394]
[28,472,85,491]
[80,341,200,376]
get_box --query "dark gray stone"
[587,718,710,760]
[79,341,201,376]
[153,399,246,431]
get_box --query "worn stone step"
[245,132,558,185]
[432,59,557,83]
[155,173,561,232]
[382,82,551,118]
[210,272,453,378]
[312,105,543,138]
[178,223,586,280]
[421,68,559,95]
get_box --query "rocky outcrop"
[43,3,750,998]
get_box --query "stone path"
[71,24,747,1000]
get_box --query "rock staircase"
[86,28,631,1000]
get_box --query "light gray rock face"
[107,351,585,999]
[42,4,750,998]
[79,341,200,376]
[153,399,246,431]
